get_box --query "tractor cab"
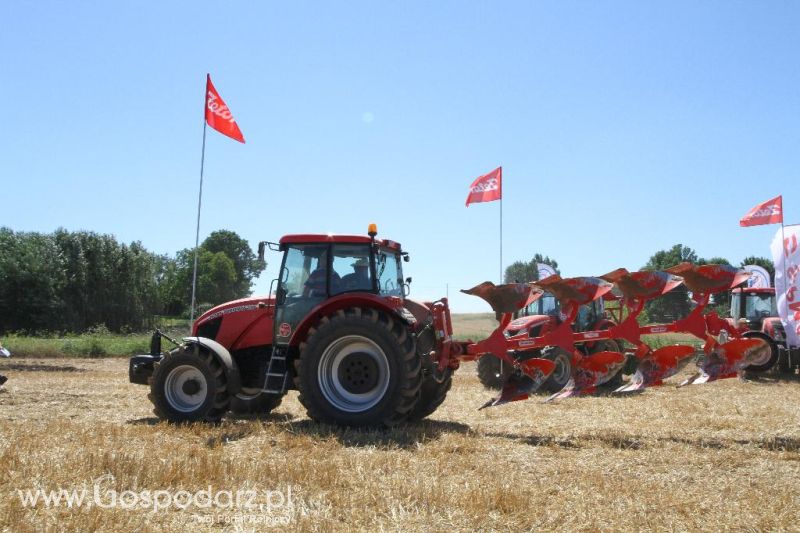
[271,228,406,346]
[513,292,606,333]
[730,287,778,331]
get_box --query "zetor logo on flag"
[205,74,245,143]
[465,166,502,206]
[740,195,783,227]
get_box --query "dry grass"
[1,356,799,532]
[451,313,498,341]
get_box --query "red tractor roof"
[279,234,402,250]
[731,287,775,295]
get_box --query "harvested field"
[1,357,799,531]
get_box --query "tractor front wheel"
[149,344,230,423]
[294,308,421,427]
[477,354,512,390]
[540,346,572,392]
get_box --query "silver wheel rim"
[318,335,390,413]
[551,352,571,384]
[164,365,208,413]
[236,388,263,401]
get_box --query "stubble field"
[1,351,799,532]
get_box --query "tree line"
[504,245,775,322]
[0,228,264,334]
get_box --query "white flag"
[537,263,557,281]
[771,226,800,348]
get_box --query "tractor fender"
[289,293,414,348]
[183,336,242,395]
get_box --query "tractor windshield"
[744,292,777,321]
[376,248,402,297]
[522,292,559,317]
[331,244,373,295]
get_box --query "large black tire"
[742,332,779,373]
[477,355,512,390]
[149,344,231,423]
[590,339,626,390]
[408,368,453,420]
[293,307,422,427]
[229,392,283,415]
[540,346,572,393]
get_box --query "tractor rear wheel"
[229,391,283,416]
[294,307,422,427]
[742,332,779,373]
[477,354,512,390]
[540,346,572,392]
[149,344,230,423]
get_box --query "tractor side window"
[541,294,558,317]
[730,293,741,321]
[377,249,402,296]
[331,244,373,295]
[281,245,329,298]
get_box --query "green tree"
[162,230,261,316]
[202,230,264,296]
[196,251,238,307]
[0,228,65,332]
[641,244,699,322]
[504,254,560,283]
[0,228,162,333]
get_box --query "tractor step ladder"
[263,346,290,394]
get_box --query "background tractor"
[726,287,798,373]
[130,225,456,427]
[476,291,623,392]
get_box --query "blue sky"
[1,1,798,312]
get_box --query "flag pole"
[500,196,503,284]
[189,96,208,328]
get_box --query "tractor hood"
[194,296,275,327]
[192,296,276,351]
[504,314,551,336]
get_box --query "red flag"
[465,167,502,207]
[205,74,245,143]
[740,195,783,227]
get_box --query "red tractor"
[130,225,456,427]
[726,287,798,372]
[477,291,624,392]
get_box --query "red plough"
[457,263,771,408]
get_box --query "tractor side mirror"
[402,278,412,297]
[402,253,410,262]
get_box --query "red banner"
[740,195,783,227]
[205,74,245,143]
[465,167,502,207]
